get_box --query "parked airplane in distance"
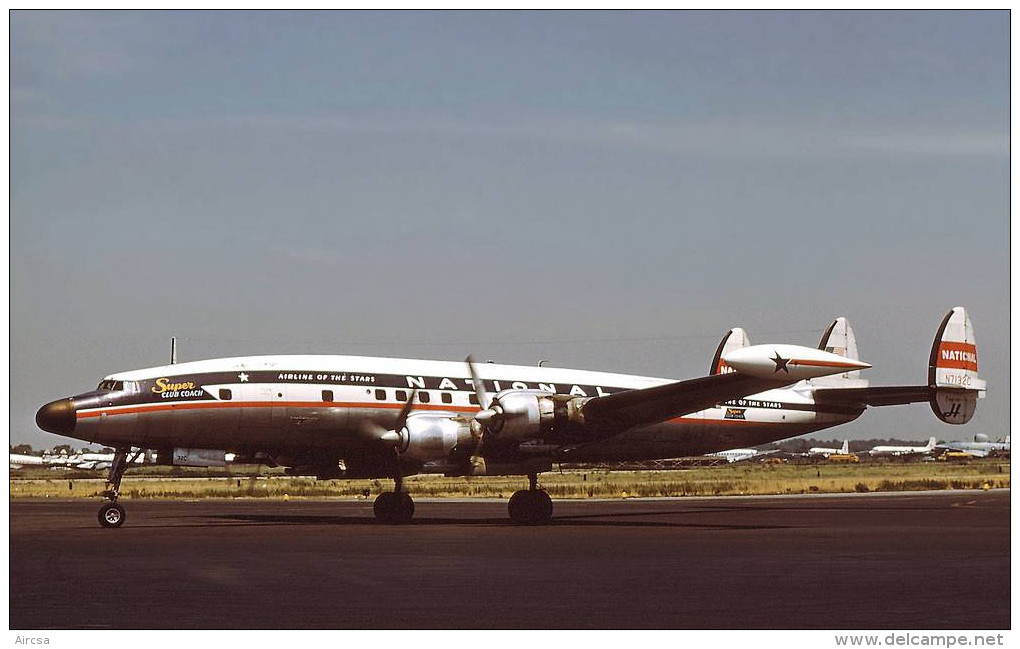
[869,436,938,457]
[9,453,47,469]
[707,448,762,463]
[936,434,1010,458]
[35,307,986,528]
[807,439,850,457]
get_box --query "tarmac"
[9,490,1010,629]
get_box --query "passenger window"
[468,393,478,405]
[322,390,334,402]
[219,389,232,401]
[375,389,386,401]
[395,390,407,402]
[441,392,452,404]
[418,392,430,403]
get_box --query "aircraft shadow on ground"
[198,509,796,530]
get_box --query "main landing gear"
[97,448,134,528]
[373,472,415,525]
[508,473,553,525]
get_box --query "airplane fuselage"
[47,354,862,471]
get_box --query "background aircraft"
[807,439,850,457]
[706,448,762,463]
[868,436,937,457]
[936,434,1010,458]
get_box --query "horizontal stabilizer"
[815,385,930,409]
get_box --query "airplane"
[868,436,938,457]
[706,447,762,463]
[935,434,1010,458]
[9,453,46,469]
[35,306,986,528]
[74,452,116,470]
[807,439,850,457]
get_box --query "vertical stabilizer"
[929,307,985,424]
[710,328,750,375]
[924,436,937,451]
[840,439,849,454]
[813,317,868,387]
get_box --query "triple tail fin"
[812,307,986,426]
[710,328,750,375]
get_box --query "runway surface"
[10,490,1009,629]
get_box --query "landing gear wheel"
[98,502,126,528]
[508,489,553,525]
[373,492,415,524]
[531,490,552,525]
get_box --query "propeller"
[372,389,417,447]
[465,356,501,473]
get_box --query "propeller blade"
[360,389,416,447]
[464,356,492,410]
[394,388,417,431]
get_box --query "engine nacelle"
[397,414,474,464]
[485,390,585,442]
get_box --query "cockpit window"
[96,380,125,391]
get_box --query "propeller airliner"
[36,307,986,528]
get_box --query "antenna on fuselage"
[170,337,178,365]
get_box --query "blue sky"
[10,10,1008,447]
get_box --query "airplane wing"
[813,386,931,408]
[580,372,791,435]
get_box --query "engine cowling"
[396,414,474,464]
[479,390,586,442]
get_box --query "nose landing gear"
[96,448,138,528]
[98,502,126,528]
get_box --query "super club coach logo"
[151,377,205,399]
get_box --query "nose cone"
[36,398,76,435]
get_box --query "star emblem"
[771,351,790,374]
[238,372,249,382]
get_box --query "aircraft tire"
[508,490,553,525]
[98,502,126,528]
[531,490,553,525]
[373,492,414,524]
[394,492,415,524]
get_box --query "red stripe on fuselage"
[76,401,479,418]
[76,400,804,426]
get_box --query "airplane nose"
[36,398,76,435]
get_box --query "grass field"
[9,460,1010,500]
